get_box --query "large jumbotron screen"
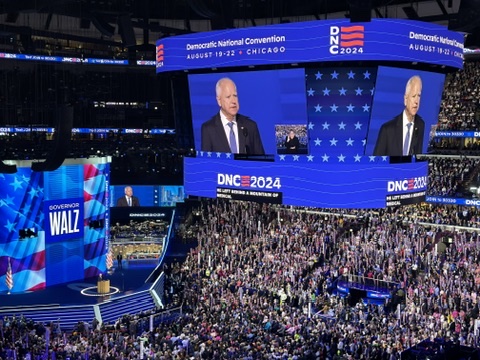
[158,17,463,209]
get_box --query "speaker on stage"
[31,106,73,172]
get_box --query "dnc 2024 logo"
[156,44,164,68]
[329,25,365,55]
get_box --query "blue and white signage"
[156,19,464,72]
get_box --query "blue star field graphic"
[304,67,377,163]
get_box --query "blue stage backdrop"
[0,159,110,293]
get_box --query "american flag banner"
[5,257,13,292]
[106,249,113,270]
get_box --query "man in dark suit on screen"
[373,75,425,156]
[116,186,140,207]
[201,77,265,155]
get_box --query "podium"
[97,279,110,294]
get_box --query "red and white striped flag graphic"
[106,249,113,270]
[5,258,13,291]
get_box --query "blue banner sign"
[426,196,480,206]
[184,156,428,208]
[434,131,480,138]
[44,198,85,242]
[0,52,128,65]
[0,127,175,134]
[156,19,464,72]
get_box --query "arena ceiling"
[0,0,478,56]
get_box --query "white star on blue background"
[28,188,39,199]
[4,219,17,232]
[10,177,23,191]
[4,194,15,206]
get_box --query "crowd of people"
[424,156,480,198]
[429,60,480,155]
[110,220,169,241]
[160,200,480,359]
[437,61,480,131]
[4,199,480,359]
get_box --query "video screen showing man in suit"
[201,77,265,155]
[365,67,445,157]
[116,186,140,207]
[373,75,424,156]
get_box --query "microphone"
[241,127,249,154]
